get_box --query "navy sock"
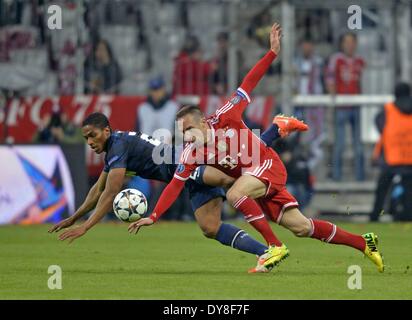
[215,223,267,256]
[260,123,280,146]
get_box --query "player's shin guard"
[233,196,282,247]
[309,219,366,251]
[215,223,267,256]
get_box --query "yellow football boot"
[248,244,290,273]
[363,232,384,273]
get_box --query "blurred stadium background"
[1,0,412,225]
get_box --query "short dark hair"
[300,34,313,44]
[176,105,203,120]
[82,112,111,129]
[217,31,229,42]
[395,82,411,99]
[182,35,200,55]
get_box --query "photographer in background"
[33,111,83,144]
[272,134,314,211]
[370,82,412,221]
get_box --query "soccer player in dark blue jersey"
[49,112,305,270]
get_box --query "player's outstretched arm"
[239,23,281,96]
[128,176,186,234]
[48,171,108,233]
[58,168,125,243]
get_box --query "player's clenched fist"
[128,217,154,234]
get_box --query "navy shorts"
[186,166,226,212]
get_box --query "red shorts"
[257,187,299,224]
[243,156,298,223]
[243,157,287,197]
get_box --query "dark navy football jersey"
[103,131,226,212]
[103,131,178,182]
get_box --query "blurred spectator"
[272,135,314,210]
[246,10,278,76]
[33,111,83,144]
[172,35,214,96]
[294,38,324,96]
[58,39,77,95]
[211,32,229,95]
[293,37,326,170]
[0,25,37,62]
[326,32,365,181]
[370,82,412,221]
[211,31,244,95]
[136,76,190,221]
[84,39,123,94]
[136,76,178,143]
[0,0,25,26]
[211,32,228,95]
[247,10,272,48]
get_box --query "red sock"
[233,196,282,247]
[309,219,366,252]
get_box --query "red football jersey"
[326,52,365,94]
[150,50,280,222]
[174,87,284,182]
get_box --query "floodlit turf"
[0,221,411,299]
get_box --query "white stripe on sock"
[233,196,248,208]
[246,214,265,223]
[231,230,244,248]
[308,218,315,237]
[326,224,337,243]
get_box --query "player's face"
[342,35,357,56]
[301,41,313,58]
[82,124,111,154]
[179,114,208,146]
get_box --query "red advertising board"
[1,95,275,176]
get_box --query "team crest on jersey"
[177,164,185,173]
[230,95,241,105]
[217,140,228,152]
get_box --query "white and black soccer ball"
[113,188,148,222]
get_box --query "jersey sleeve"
[239,50,276,96]
[173,143,198,181]
[103,140,128,172]
[149,144,197,222]
[214,89,250,122]
[214,50,276,122]
[149,176,186,222]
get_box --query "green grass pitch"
[1,221,411,299]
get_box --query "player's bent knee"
[226,188,244,205]
[195,198,223,239]
[221,176,235,189]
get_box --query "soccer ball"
[113,188,148,222]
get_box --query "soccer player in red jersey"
[130,23,384,273]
